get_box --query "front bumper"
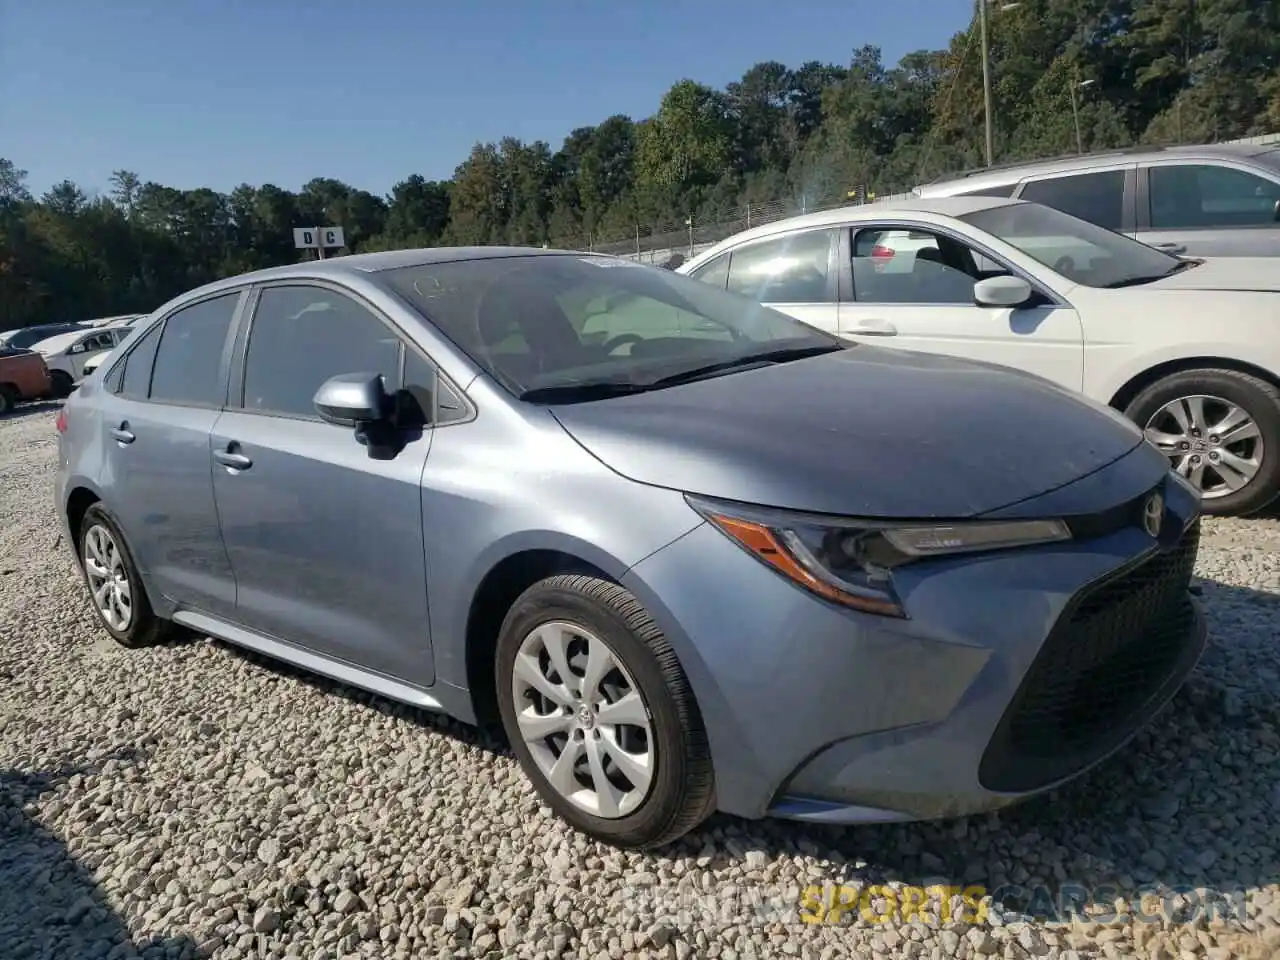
[623,457,1204,824]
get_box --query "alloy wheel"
[83,524,133,631]
[511,620,654,819]
[1144,394,1263,500]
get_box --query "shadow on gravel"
[0,750,200,960]
[0,400,63,422]
[191,578,1279,928]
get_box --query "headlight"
[686,495,1071,618]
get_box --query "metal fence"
[580,191,915,265]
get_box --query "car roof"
[918,142,1280,193]
[170,245,590,304]
[680,196,1019,269]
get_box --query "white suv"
[31,327,129,396]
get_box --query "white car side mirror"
[973,275,1034,308]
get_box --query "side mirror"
[313,372,388,426]
[974,275,1034,308]
[1273,199,1280,222]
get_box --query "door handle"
[110,423,135,445]
[845,319,898,336]
[213,447,253,471]
[1151,242,1186,254]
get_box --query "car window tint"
[688,253,729,290]
[149,294,239,406]
[726,231,832,303]
[850,228,988,304]
[1149,164,1280,229]
[1019,171,1125,231]
[243,286,402,419]
[119,321,164,399]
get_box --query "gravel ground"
[2,402,1279,960]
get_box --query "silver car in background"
[915,142,1280,258]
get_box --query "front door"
[837,225,1086,393]
[1138,161,1280,258]
[209,282,437,687]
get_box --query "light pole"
[1069,79,1097,155]
[978,1,1022,167]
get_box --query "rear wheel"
[495,574,715,849]
[50,370,74,399]
[0,385,14,415]
[78,504,173,648]
[1125,368,1280,516]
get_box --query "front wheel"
[1126,368,1280,516]
[496,574,715,849]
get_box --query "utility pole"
[979,0,994,167]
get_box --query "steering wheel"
[601,333,645,355]
[1053,255,1076,274]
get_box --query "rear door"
[720,228,840,333]
[208,281,437,687]
[95,293,244,619]
[1136,159,1280,258]
[836,223,1085,392]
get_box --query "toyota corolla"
[56,247,1206,848]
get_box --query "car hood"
[1146,257,1280,293]
[549,347,1145,519]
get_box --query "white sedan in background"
[30,326,130,397]
[678,196,1280,517]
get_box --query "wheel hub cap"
[83,524,133,631]
[1143,394,1263,500]
[511,621,654,819]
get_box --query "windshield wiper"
[1102,258,1200,289]
[518,380,653,403]
[646,344,844,388]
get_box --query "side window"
[401,346,468,426]
[1018,171,1125,231]
[118,321,164,399]
[1149,164,1280,229]
[725,230,832,303]
[149,294,239,406]
[688,253,729,290]
[850,228,987,305]
[242,285,403,420]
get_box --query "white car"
[31,326,130,397]
[678,195,1280,516]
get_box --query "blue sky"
[3,0,972,198]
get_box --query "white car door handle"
[846,319,898,336]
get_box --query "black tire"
[1124,368,1280,517]
[50,370,74,399]
[495,574,715,849]
[77,503,173,648]
[0,385,14,415]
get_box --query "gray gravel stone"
[2,405,1279,959]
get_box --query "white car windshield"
[961,202,1187,289]
[383,254,842,400]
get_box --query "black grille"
[979,520,1203,793]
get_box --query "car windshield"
[960,202,1185,288]
[381,254,842,398]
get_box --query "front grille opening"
[979,521,1202,793]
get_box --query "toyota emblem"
[1142,491,1165,538]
